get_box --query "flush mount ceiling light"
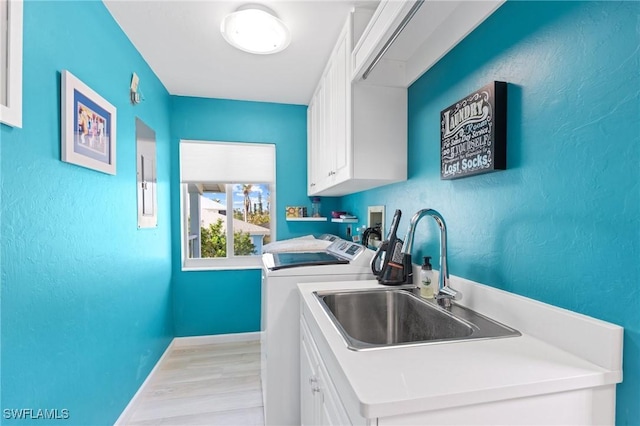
[220,4,291,55]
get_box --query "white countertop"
[298,279,623,419]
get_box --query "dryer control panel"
[327,239,365,261]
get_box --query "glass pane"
[199,187,228,258]
[232,183,271,256]
[185,183,272,259]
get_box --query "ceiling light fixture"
[220,4,291,55]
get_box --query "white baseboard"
[173,331,262,348]
[113,339,175,426]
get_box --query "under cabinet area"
[307,11,407,197]
[352,0,505,86]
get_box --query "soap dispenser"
[419,256,434,299]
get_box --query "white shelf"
[331,218,358,223]
[286,217,328,222]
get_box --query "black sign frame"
[440,81,507,180]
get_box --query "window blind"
[180,140,276,183]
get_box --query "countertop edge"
[359,370,623,419]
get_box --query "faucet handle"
[436,286,461,309]
[436,285,462,301]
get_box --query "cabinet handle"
[309,376,320,393]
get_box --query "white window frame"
[179,141,276,271]
[0,0,23,128]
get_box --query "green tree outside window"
[200,219,256,257]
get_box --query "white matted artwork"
[0,0,23,128]
[61,70,117,175]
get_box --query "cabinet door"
[301,318,352,426]
[317,361,352,426]
[331,30,351,184]
[323,59,337,186]
[308,80,329,194]
[307,99,318,195]
[317,77,332,192]
[301,322,321,425]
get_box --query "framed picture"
[0,0,23,128]
[61,70,117,175]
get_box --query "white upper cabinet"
[352,0,505,87]
[307,10,408,197]
[307,0,505,196]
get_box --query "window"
[180,140,276,270]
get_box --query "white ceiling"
[104,1,379,106]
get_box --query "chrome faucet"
[401,209,462,308]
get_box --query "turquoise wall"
[169,97,340,336]
[341,2,639,424]
[2,1,637,424]
[0,2,173,424]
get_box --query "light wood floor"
[121,340,264,426]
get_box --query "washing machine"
[261,238,375,425]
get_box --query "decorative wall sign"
[440,81,507,180]
[61,70,117,175]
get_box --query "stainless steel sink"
[314,288,520,350]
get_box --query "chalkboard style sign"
[440,81,507,180]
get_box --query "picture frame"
[61,70,117,175]
[0,0,23,128]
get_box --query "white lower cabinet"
[300,318,352,426]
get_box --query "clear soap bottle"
[419,256,434,299]
[311,197,321,217]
